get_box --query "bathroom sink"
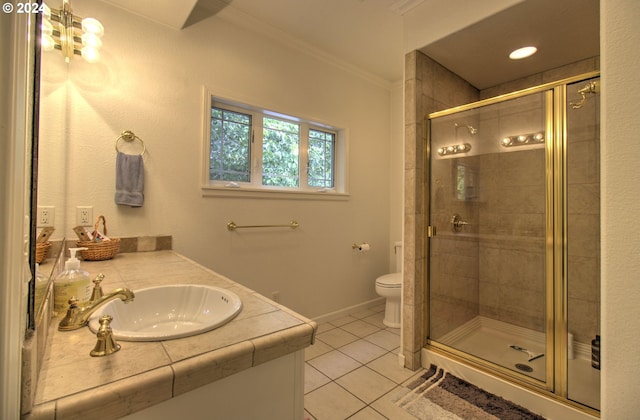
[88,284,242,341]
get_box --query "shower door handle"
[450,214,469,232]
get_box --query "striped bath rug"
[392,365,546,420]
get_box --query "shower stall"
[424,72,600,413]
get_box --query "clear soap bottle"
[54,247,91,316]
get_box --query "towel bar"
[227,220,299,231]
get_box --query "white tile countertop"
[26,251,317,419]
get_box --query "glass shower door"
[427,91,549,384]
[566,76,601,410]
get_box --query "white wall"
[38,0,401,318]
[600,0,640,417]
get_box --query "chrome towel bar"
[227,220,299,231]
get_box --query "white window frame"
[202,88,349,200]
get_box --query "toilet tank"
[394,241,402,273]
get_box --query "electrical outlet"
[37,206,55,227]
[76,206,93,226]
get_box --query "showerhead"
[455,123,477,135]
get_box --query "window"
[308,129,335,188]
[204,94,346,197]
[210,108,252,182]
[262,117,300,187]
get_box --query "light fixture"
[41,0,104,63]
[509,46,537,60]
[501,132,545,148]
[437,143,471,156]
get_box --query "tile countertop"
[28,251,317,419]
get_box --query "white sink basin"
[88,284,242,341]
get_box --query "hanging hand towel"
[115,152,144,207]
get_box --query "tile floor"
[303,304,420,420]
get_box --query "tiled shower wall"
[403,51,600,369]
[403,52,479,369]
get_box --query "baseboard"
[312,297,384,325]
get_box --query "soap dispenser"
[54,247,91,316]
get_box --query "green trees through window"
[210,104,336,190]
[262,117,299,187]
[210,108,251,182]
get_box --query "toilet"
[375,242,402,328]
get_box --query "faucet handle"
[90,315,121,357]
[58,297,80,330]
[90,273,105,302]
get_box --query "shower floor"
[434,316,600,410]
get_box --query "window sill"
[201,185,350,201]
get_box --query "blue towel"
[115,152,144,207]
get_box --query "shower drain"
[515,363,533,372]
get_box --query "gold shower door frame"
[423,71,600,413]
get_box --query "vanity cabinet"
[25,251,316,420]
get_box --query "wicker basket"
[77,215,120,261]
[35,242,51,264]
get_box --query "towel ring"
[115,130,146,156]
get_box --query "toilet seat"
[376,272,402,288]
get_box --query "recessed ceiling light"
[509,46,538,60]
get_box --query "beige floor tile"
[386,327,401,335]
[336,366,397,404]
[304,382,366,420]
[305,364,331,394]
[304,308,417,419]
[315,322,337,334]
[366,353,416,384]
[330,315,359,326]
[347,406,388,420]
[369,386,419,420]
[350,308,378,320]
[340,320,381,338]
[305,339,333,361]
[317,327,359,348]
[361,312,387,329]
[307,350,362,380]
[363,329,401,351]
[338,339,388,364]
[370,303,386,313]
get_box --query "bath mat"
[392,365,546,420]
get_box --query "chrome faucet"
[58,288,135,331]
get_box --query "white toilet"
[375,242,402,328]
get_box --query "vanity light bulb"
[82,17,104,36]
[81,32,102,49]
[517,135,527,143]
[502,138,511,146]
[42,19,53,36]
[447,146,455,153]
[437,148,445,155]
[42,3,51,19]
[81,46,100,63]
[534,133,544,141]
[41,34,56,51]
[458,144,467,151]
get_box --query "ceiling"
[419,0,600,89]
[100,0,599,89]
